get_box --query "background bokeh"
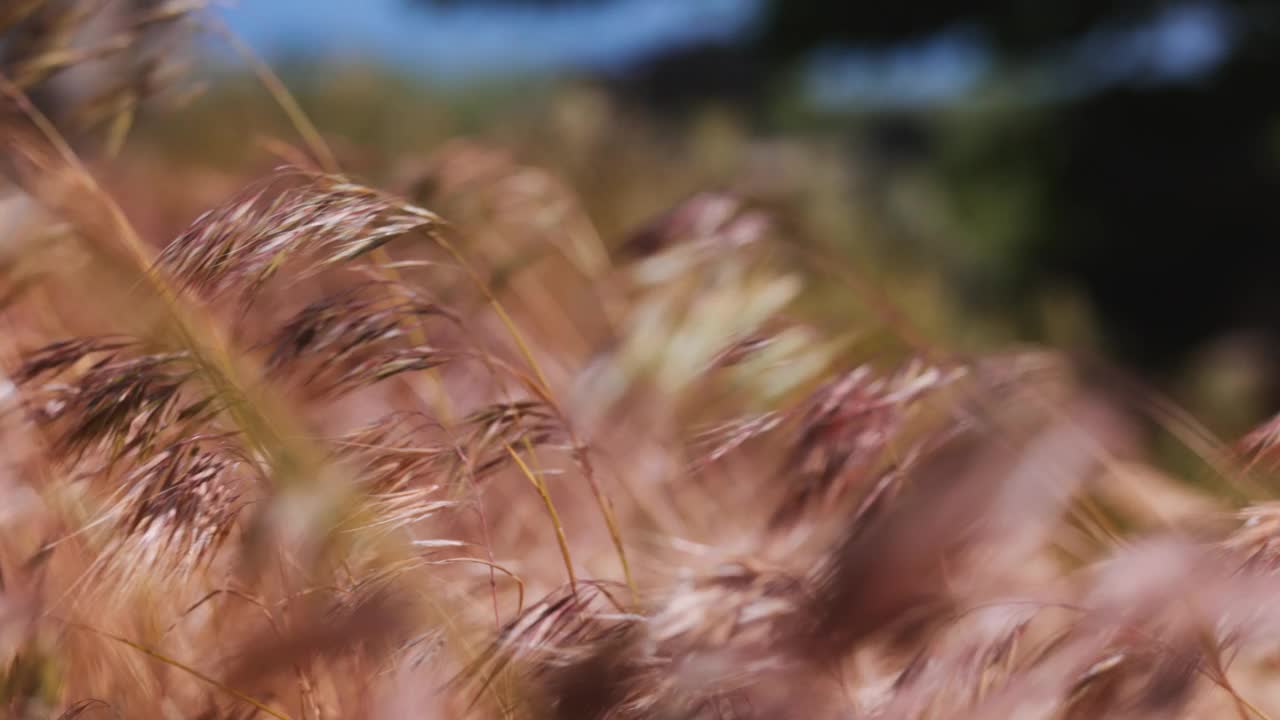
[159,0,1280,432]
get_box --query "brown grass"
[3,4,1280,719]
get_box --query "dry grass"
[3,4,1280,719]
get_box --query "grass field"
[3,3,1280,718]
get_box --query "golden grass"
[4,4,1280,719]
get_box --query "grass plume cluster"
[4,4,1280,719]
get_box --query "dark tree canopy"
[755,1,1217,55]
